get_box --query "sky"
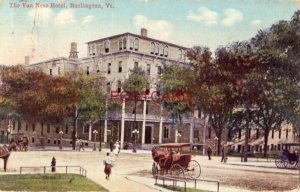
[0,0,299,65]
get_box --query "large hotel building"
[0,29,295,153]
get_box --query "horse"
[0,143,17,172]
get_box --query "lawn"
[0,174,108,191]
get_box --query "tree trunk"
[217,131,222,155]
[263,129,269,157]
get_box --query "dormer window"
[92,44,96,55]
[118,61,122,73]
[134,38,139,51]
[104,40,110,53]
[150,42,155,54]
[159,44,164,56]
[107,63,111,74]
[164,45,168,57]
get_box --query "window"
[134,62,138,69]
[117,80,122,93]
[107,82,111,93]
[248,129,251,138]
[146,101,149,114]
[194,130,199,139]
[157,66,162,75]
[256,129,259,139]
[164,45,169,57]
[32,137,35,143]
[146,64,150,75]
[156,81,161,96]
[65,125,68,134]
[146,83,150,95]
[58,67,61,75]
[155,43,159,55]
[238,129,241,139]
[150,42,155,54]
[92,44,96,55]
[123,37,127,49]
[86,66,90,75]
[159,44,164,56]
[49,69,52,75]
[97,65,100,73]
[119,38,122,50]
[286,130,289,139]
[118,61,122,73]
[56,127,59,134]
[163,127,169,138]
[13,121,15,130]
[47,138,50,144]
[278,129,281,139]
[107,63,111,74]
[179,49,183,60]
[54,139,56,144]
[277,144,281,151]
[104,40,110,53]
[32,123,35,132]
[47,124,50,133]
[134,38,139,51]
[58,139,61,145]
[83,125,89,134]
[271,130,274,139]
[130,38,134,50]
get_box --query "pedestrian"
[103,152,115,180]
[110,139,114,152]
[114,141,120,156]
[221,146,225,162]
[207,147,212,160]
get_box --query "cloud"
[291,0,300,3]
[250,19,262,27]
[221,8,243,26]
[133,15,173,40]
[82,15,94,24]
[28,8,53,23]
[54,10,76,26]
[186,7,218,26]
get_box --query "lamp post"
[214,136,219,156]
[7,120,12,144]
[132,129,139,153]
[93,130,98,151]
[59,130,63,150]
[177,132,182,143]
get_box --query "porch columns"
[142,100,147,144]
[88,123,92,141]
[120,100,125,148]
[159,105,163,144]
[175,128,178,143]
[104,119,108,143]
[190,117,194,143]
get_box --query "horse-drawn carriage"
[151,143,201,178]
[275,143,299,169]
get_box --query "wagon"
[275,143,299,169]
[151,143,201,179]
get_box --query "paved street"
[0,147,299,192]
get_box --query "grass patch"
[156,184,206,192]
[0,174,108,191]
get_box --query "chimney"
[69,42,78,59]
[141,28,147,37]
[24,56,30,65]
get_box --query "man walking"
[103,152,114,180]
[207,147,212,160]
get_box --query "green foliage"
[122,67,148,95]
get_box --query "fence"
[19,166,87,177]
[154,175,219,192]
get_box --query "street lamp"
[93,130,98,151]
[59,130,63,150]
[132,129,139,153]
[214,136,219,156]
[7,120,12,144]
[177,132,182,143]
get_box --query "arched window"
[164,45,168,57]
[150,42,155,54]
[107,82,111,93]
[155,43,159,55]
[123,37,127,49]
[134,38,139,51]
[159,44,164,56]
[104,40,110,53]
[130,38,134,50]
[119,38,123,50]
[117,80,122,93]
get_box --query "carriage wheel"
[275,156,288,169]
[187,160,201,179]
[170,164,184,178]
[152,162,159,177]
